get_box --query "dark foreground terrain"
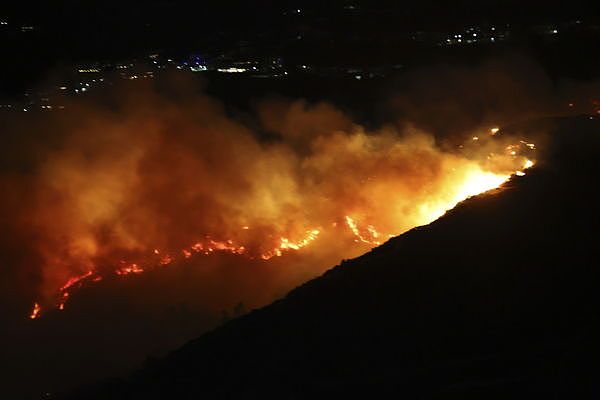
[66,115,600,399]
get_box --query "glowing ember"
[520,140,536,150]
[186,239,246,257]
[159,255,174,266]
[29,303,41,319]
[116,263,144,276]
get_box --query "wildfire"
[26,123,537,319]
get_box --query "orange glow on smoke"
[24,111,537,319]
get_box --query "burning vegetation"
[1,85,536,320]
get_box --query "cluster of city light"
[216,67,248,73]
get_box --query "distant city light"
[217,67,247,73]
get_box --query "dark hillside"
[68,115,600,399]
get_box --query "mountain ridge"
[66,115,600,399]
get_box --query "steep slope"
[68,116,600,399]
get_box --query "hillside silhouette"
[66,116,600,399]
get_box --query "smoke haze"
[1,55,598,398]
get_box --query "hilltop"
[67,116,600,399]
